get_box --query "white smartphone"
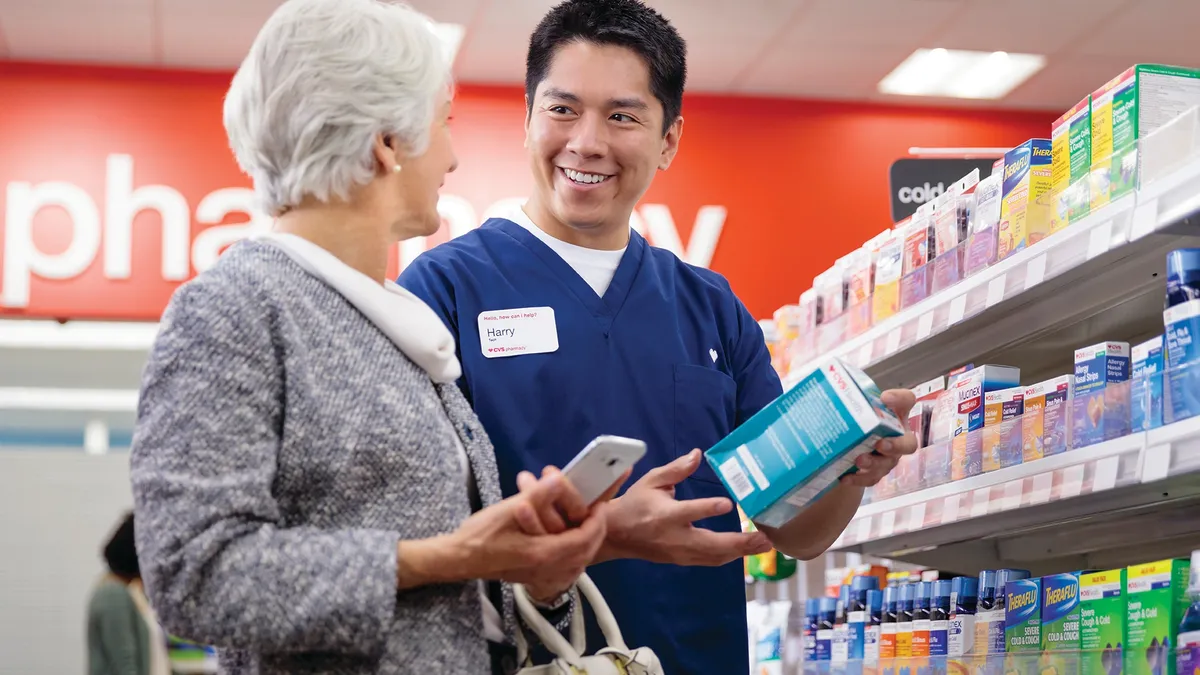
[561,434,647,505]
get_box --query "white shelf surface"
[785,154,1200,391]
[830,416,1200,575]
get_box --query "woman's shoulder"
[88,578,135,612]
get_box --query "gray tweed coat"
[129,241,550,674]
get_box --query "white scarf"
[254,232,462,384]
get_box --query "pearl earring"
[392,164,402,173]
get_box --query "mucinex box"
[952,365,1021,480]
[705,358,905,528]
[1052,96,1093,232]
[999,139,1053,260]
[1080,569,1126,675]
[1073,342,1131,448]
[1091,65,1200,209]
[1132,336,1165,432]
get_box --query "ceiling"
[1,0,1198,111]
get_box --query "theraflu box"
[998,139,1053,261]
[1124,559,1192,675]
[1073,342,1131,449]
[705,358,904,528]
[1006,578,1043,675]
[1091,65,1200,209]
[1043,573,1083,675]
[1052,96,1093,232]
[1080,569,1126,675]
[1132,336,1166,431]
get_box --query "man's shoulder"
[643,244,739,305]
[401,219,515,278]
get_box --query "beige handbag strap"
[513,573,630,667]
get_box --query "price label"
[1062,464,1085,498]
[1002,480,1024,510]
[948,295,967,326]
[1142,444,1172,483]
[1131,198,1160,241]
[1087,220,1113,260]
[942,495,960,524]
[970,489,990,518]
[916,313,934,341]
[858,343,873,368]
[1025,255,1047,290]
[857,516,872,542]
[1030,472,1054,504]
[908,502,927,531]
[1094,455,1120,491]
[986,274,1007,308]
[880,510,897,538]
[885,329,902,356]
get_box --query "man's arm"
[725,297,918,560]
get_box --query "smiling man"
[397,1,916,673]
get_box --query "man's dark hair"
[102,511,140,580]
[525,0,687,135]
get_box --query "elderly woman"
[128,1,612,673]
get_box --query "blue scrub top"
[398,217,783,675]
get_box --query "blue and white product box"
[951,365,1021,480]
[1072,341,1131,448]
[1165,299,1200,423]
[1131,335,1165,431]
[705,358,906,528]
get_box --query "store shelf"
[784,155,1200,392]
[829,416,1200,575]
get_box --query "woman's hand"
[397,472,609,590]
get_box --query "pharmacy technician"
[398,0,918,673]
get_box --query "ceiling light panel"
[879,48,1046,100]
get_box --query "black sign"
[888,158,999,222]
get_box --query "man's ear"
[659,116,684,171]
[372,133,400,175]
[523,94,533,148]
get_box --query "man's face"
[525,40,681,240]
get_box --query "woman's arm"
[130,278,404,657]
[91,586,145,675]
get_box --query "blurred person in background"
[129,1,617,674]
[399,0,919,672]
[86,511,169,675]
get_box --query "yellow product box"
[1091,64,1200,209]
[998,139,1053,260]
[1051,96,1092,232]
[872,227,905,324]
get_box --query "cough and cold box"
[705,358,904,528]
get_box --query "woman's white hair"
[224,0,451,215]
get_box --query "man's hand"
[600,450,772,567]
[839,388,918,488]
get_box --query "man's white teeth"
[564,168,609,184]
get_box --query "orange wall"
[0,62,1054,321]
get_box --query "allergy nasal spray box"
[1052,96,1093,232]
[1091,65,1200,209]
[1007,577,1044,675]
[1072,342,1131,449]
[1043,573,1084,675]
[999,139,1053,261]
[1080,569,1126,675]
[1124,558,1192,675]
[705,358,905,529]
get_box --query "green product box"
[1124,558,1192,675]
[1080,569,1126,675]
[1090,64,1200,209]
[1043,572,1084,675]
[1007,577,1043,675]
[1052,96,1092,232]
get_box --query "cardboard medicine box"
[951,365,1020,480]
[1052,96,1092,231]
[705,358,904,528]
[999,139,1053,260]
[1124,559,1192,675]
[1022,374,1074,461]
[1006,577,1043,675]
[1043,572,1084,675]
[1073,342,1131,448]
[1131,336,1165,431]
[1091,64,1200,209]
[1080,569,1126,675]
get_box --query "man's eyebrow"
[542,88,649,111]
[542,87,581,103]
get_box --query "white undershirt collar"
[505,206,627,297]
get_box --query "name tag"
[478,306,559,358]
